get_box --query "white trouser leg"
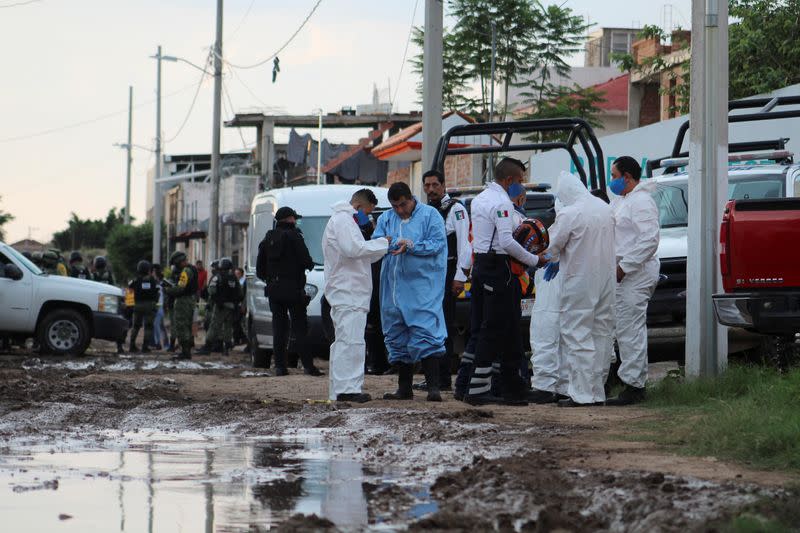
[592,276,616,401]
[562,276,606,405]
[615,262,658,389]
[530,310,561,393]
[329,306,368,400]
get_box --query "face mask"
[609,177,626,196]
[355,210,370,226]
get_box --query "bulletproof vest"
[179,265,199,297]
[70,264,90,280]
[93,270,114,285]
[131,276,159,303]
[216,271,240,303]
[436,198,461,264]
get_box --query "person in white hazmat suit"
[605,156,660,405]
[537,172,616,407]
[322,189,391,403]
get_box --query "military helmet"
[42,250,59,265]
[136,260,152,276]
[219,257,233,271]
[21,251,33,260]
[31,251,44,264]
[210,259,220,270]
[69,251,83,263]
[169,250,187,266]
[94,256,107,270]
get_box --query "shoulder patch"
[496,210,509,218]
[455,210,466,221]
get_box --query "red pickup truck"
[713,198,800,363]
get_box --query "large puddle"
[0,430,436,532]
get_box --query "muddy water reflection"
[0,432,374,532]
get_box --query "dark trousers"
[269,292,312,371]
[440,265,457,387]
[469,254,526,398]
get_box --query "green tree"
[0,196,13,242]
[410,26,477,111]
[106,221,153,283]
[52,208,127,251]
[729,0,800,99]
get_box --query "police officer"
[129,260,159,353]
[413,169,472,393]
[203,259,220,337]
[165,251,198,360]
[256,206,322,377]
[68,251,90,279]
[464,158,543,406]
[197,258,242,355]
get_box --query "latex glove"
[543,261,560,282]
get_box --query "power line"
[391,0,421,112]
[227,0,258,41]
[164,51,212,143]
[221,0,323,70]
[0,80,204,144]
[222,79,249,149]
[0,0,42,8]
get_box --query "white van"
[245,185,390,367]
[0,241,128,355]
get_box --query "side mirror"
[4,264,23,281]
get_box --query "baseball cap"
[275,206,302,220]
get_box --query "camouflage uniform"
[166,252,198,359]
[92,256,124,353]
[198,259,242,355]
[129,261,159,352]
[41,251,66,275]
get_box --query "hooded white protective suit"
[611,179,660,388]
[323,201,389,399]
[530,266,568,395]
[546,172,616,404]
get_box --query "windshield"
[4,245,43,275]
[296,216,329,266]
[652,175,786,228]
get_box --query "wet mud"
[0,346,793,531]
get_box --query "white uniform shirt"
[470,182,539,267]
[322,201,389,311]
[440,194,473,282]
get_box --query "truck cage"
[431,118,607,191]
[646,95,800,178]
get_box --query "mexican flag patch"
[455,210,465,221]
[496,210,509,218]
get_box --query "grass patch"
[705,488,800,532]
[640,365,800,472]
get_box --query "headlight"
[98,294,119,314]
[304,283,319,300]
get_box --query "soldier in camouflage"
[92,256,125,354]
[68,251,90,279]
[165,251,198,360]
[41,251,67,275]
[197,257,242,356]
[129,260,159,353]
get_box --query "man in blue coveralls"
[372,182,448,402]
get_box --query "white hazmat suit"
[530,265,569,396]
[546,172,616,404]
[611,179,660,389]
[323,201,389,400]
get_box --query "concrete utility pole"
[125,86,133,225]
[208,0,224,264]
[487,21,497,181]
[422,0,443,183]
[153,46,164,265]
[315,108,323,185]
[686,0,729,377]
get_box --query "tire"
[249,321,272,368]
[37,309,91,356]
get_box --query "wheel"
[249,321,272,368]
[37,309,91,356]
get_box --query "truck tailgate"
[723,198,800,291]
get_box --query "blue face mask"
[609,177,626,196]
[355,210,370,226]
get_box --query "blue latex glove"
[543,261,560,282]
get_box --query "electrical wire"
[221,0,323,70]
[227,67,285,113]
[0,0,41,8]
[164,51,212,143]
[227,0,258,42]
[391,0,421,112]
[222,78,249,149]
[0,71,208,144]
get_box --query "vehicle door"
[790,167,800,197]
[0,250,34,332]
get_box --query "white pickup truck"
[0,241,128,355]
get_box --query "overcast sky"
[0,0,690,244]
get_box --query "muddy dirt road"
[0,343,793,532]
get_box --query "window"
[295,216,330,266]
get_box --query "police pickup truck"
[0,241,128,355]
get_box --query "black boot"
[194,344,213,355]
[274,351,289,376]
[301,353,324,376]
[464,365,504,405]
[605,384,646,406]
[129,342,139,353]
[174,345,191,360]
[453,352,475,401]
[169,337,178,353]
[526,389,559,404]
[500,364,528,406]
[383,363,413,400]
[422,356,443,402]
